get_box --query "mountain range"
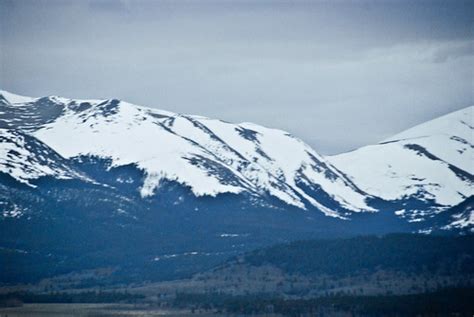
[0,90,472,283]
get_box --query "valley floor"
[1,235,472,316]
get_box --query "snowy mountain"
[329,107,473,224]
[0,89,472,228]
[0,90,372,217]
[1,89,472,284]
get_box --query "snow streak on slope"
[447,206,474,231]
[329,106,473,219]
[0,91,372,215]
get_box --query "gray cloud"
[0,0,472,154]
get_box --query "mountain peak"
[382,106,473,144]
[329,105,473,223]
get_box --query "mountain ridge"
[1,90,375,217]
[0,89,472,230]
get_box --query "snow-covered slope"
[329,106,473,221]
[0,128,85,185]
[0,91,372,216]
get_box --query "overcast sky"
[1,0,472,154]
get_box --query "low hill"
[139,234,474,298]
